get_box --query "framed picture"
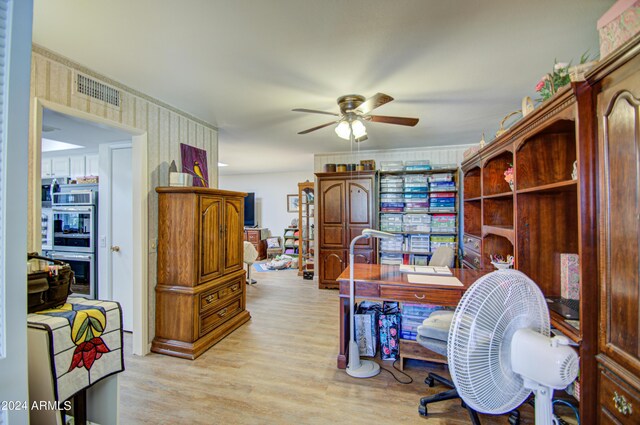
[287,194,299,213]
[180,143,209,187]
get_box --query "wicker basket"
[27,253,74,313]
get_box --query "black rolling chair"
[416,310,521,424]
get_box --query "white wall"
[220,171,314,237]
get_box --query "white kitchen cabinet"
[51,157,70,177]
[41,158,52,178]
[85,154,99,176]
[69,155,85,178]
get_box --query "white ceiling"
[32,0,614,175]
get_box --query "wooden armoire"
[315,171,377,289]
[152,187,251,359]
[588,35,640,423]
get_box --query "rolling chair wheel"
[418,404,428,417]
[508,410,520,425]
[425,376,435,387]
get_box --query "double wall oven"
[46,188,98,299]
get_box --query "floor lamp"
[347,228,396,378]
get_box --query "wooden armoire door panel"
[347,179,373,225]
[347,178,374,249]
[320,249,346,285]
[319,179,346,247]
[600,89,640,377]
[224,197,244,274]
[198,196,223,284]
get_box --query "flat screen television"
[244,192,256,227]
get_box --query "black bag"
[27,253,74,313]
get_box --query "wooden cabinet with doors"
[152,187,250,359]
[316,171,376,289]
[588,35,640,424]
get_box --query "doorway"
[99,143,133,331]
[33,98,149,355]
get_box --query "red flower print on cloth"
[69,337,110,371]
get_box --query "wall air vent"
[75,73,121,108]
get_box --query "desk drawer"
[462,234,481,253]
[380,285,462,306]
[199,295,242,337]
[199,277,243,314]
[463,249,482,269]
[599,366,640,424]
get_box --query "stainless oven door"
[50,252,95,299]
[52,206,95,252]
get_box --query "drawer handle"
[614,391,633,416]
[473,258,480,266]
[474,241,479,249]
[414,294,425,300]
[231,284,239,292]
[218,308,228,317]
[205,294,216,304]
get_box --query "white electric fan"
[447,270,579,425]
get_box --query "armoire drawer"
[199,295,242,337]
[599,366,640,424]
[199,277,243,314]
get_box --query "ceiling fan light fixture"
[351,119,367,139]
[335,118,367,140]
[335,120,352,140]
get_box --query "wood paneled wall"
[28,45,219,342]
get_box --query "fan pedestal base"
[346,359,380,378]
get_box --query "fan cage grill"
[448,270,550,414]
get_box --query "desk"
[336,264,490,369]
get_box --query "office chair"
[429,246,455,267]
[243,241,259,284]
[416,311,520,424]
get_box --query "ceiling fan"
[293,93,419,142]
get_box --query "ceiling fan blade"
[292,108,340,117]
[298,120,338,134]
[355,93,394,114]
[366,115,419,126]
[355,135,368,143]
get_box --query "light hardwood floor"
[120,268,537,424]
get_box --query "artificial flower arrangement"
[504,164,514,189]
[535,52,594,102]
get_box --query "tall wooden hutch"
[461,83,598,419]
[460,34,640,422]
